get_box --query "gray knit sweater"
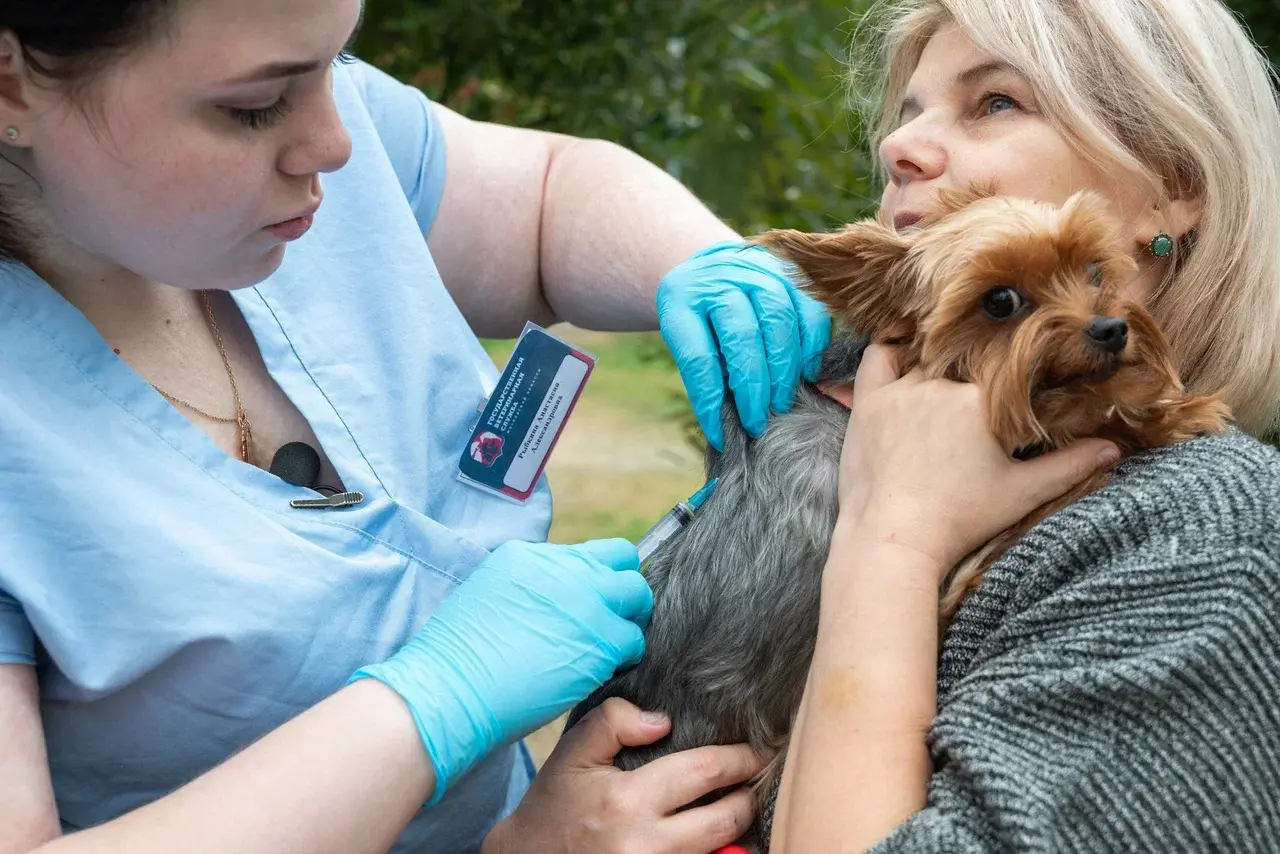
[874,428,1280,852]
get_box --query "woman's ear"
[1134,192,1203,248]
[0,31,35,146]
[749,221,921,342]
[1165,195,1203,241]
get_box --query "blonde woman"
[770,0,1280,850]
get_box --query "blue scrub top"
[0,60,552,852]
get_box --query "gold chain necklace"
[152,291,254,464]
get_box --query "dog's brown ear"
[751,221,921,342]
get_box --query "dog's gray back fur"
[565,333,866,852]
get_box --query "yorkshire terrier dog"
[566,188,1229,852]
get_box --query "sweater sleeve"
[874,537,1280,853]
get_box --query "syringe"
[635,478,718,564]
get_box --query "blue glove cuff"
[688,239,749,262]
[688,241,797,283]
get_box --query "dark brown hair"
[7,1,172,84]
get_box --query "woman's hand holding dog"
[484,698,763,854]
[770,344,1120,854]
[835,344,1121,575]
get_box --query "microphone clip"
[270,441,364,510]
[290,490,365,509]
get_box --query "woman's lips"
[264,211,316,242]
[893,212,923,230]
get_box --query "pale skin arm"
[769,536,939,853]
[426,103,738,338]
[0,670,435,854]
[0,666,58,851]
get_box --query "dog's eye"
[1086,262,1103,286]
[981,287,1025,320]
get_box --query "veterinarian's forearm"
[772,530,937,853]
[33,681,433,854]
[539,138,737,330]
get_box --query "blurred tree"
[353,0,880,235]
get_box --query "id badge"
[458,322,596,503]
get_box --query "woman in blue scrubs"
[0,1,831,852]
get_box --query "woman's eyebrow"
[221,3,365,86]
[954,60,1020,89]
[896,59,1021,118]
[225,59,326,85]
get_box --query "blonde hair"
[853,0,1280,437]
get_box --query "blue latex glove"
[657,240,832,450]
[351,538,650,805]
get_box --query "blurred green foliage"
[1230,0,1280,67]
[353,0,879,235]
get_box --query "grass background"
[480,327,704,763]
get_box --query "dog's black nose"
[1086,316,1128,353]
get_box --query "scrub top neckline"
[0,261,385,515]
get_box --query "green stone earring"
[1147,232,1174,258]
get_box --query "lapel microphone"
[269,441,366,509]
[269,441,322,489]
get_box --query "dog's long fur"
[565,335,862,851]
[566,189,1229,852]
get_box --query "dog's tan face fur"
[755,187,1228,456]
